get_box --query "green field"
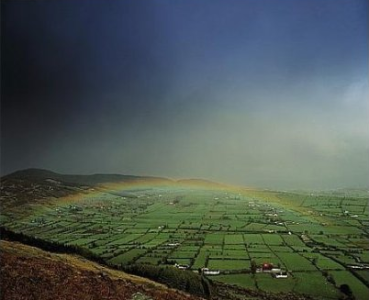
[2,184,369,300]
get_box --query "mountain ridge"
[2,168,173,185]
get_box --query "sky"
[1,0,368,189]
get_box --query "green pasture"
[255,273,296,293]
[213,274,256,289]
[294,272,340,299]
[2,185,369,299]
[208,259,250,270]
[330,270,369,300]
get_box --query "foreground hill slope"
[0,240,204,300]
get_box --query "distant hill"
[0,168,173,210]
[3,168,173,186]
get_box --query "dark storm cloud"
[1,0,368,189]
[1,0,173,168]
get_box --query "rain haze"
[1,0,368,189]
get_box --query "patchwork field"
[1,175,368,300]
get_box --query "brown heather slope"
[0,240,204,300]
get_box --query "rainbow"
[50,178,323,225]
[54,177,249,206]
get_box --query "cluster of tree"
[339,284,355,300]
[322,270,336,285]
[250,260,257,274]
